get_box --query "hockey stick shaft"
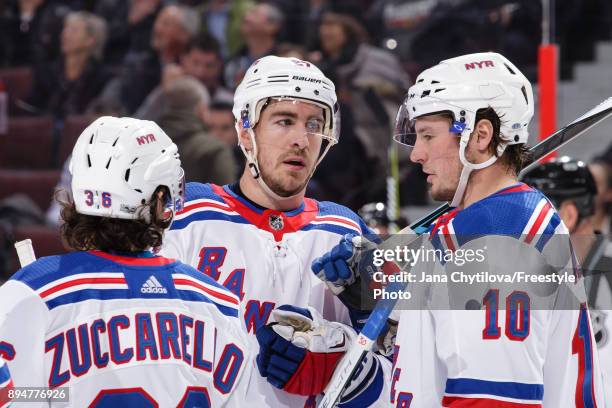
[319,97,612,408]
[386,138,400,232]
[14,239,36,267]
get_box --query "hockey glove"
[311,233,375,289]
[312,234,395,326]
[256,305,355,396]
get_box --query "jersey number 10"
[482,290,598,405]
[482,289,530,341]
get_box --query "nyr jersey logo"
[136,133,156,145]
[464,60,495,70]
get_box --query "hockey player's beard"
[261,169,313,197]
[428,183,456,202]
[259,153,315,198]
[426,159,463,202]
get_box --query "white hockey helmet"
[69,116,184,221]
[233,55,340,143]
[232,56,340,200]
[394,52,534,206]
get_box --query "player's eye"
[276,118,293,127]
[305,118,324,133]
[421,134,434,141]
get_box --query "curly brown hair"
[60,187,171,252]
[477,107,532,175]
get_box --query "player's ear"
[558,200,579,231]
[238,123,254,151]
[473,118,494,154]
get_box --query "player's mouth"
[282,157,306,171]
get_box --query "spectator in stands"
[19,11,111,118]
[94,4,199,115]
[365,0,440,74]
[309,100,377,209]
[135,33,233,118]
[48,78,236,226]
[197,0,254,58]
[94,0,164,65]
[205,101,236,147]
[204,101,242,178]
[311,12,410,203]
[590,144,612,234]
[407,1,540,80]
[0,0,70,67]
[224,2,284,89]
[179,34,233,104]
[276,42,308,59]
[144,76,237,185]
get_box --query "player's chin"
[430,186,454,202]
[269,176,308,197]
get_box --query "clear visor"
[393,103,464,147]
[393,102,417,147]
[254,96,340,146]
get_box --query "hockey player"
[0,357,12,408]
[265,52,607,406]
[160,55,389,406]
[0,117,260,407]
[523,157,612,406]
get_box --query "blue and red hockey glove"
[256,305,385,406]
[255,305,355,396]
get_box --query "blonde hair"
[66,11,108,59]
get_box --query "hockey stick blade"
[318,97,612,408]
[14,239,36,267]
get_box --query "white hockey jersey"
[390,184,606,407]
[0,250,261,407]
[584,238,612,407]
[161,182,374,407]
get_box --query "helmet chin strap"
[236,126,333,205]
[450,134,507,208]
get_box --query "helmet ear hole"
[521,86,529,105]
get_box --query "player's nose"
[409,140,426,164]
[290,127,310,150]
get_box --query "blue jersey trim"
[170,210,249,230]
[301,224,361,236]
[222,184,264,214]
[445,377,543,400]
[184,182,227,204]
[0,361,10,384]
[44,288,238,318]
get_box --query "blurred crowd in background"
[0,0,611,278]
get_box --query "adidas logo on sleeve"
[141,275,168,294]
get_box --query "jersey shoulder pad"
[10,251,177,292]
[305,199,371,236]
[433,185,564,255]
[455,184,562,237]
[184,182,225,203]
[10,253,69,291]
[172,183,244,231]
